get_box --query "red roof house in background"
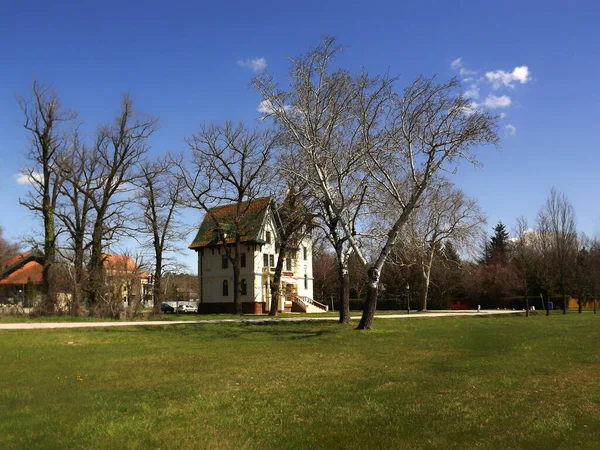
[0,250,44,304]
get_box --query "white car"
[177,304,196,314]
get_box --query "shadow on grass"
[126,320,340,341]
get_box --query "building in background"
[189,197,322,314]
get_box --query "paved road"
[0,310,521,330]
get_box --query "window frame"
[222,280,229,297]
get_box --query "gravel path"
[0,310,521,330]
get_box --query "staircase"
[291,295,329,313]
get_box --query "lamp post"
[406,282,410,315]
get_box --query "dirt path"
[0,310,521,330]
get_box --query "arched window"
[222,280,229,297]
[241,279,247,296]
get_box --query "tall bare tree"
[405,179,485,311]
[253,36,390,325]
[18,81,77,314]
[512,216,535,316]
[180,122,274,315]
[136,155,185,315]
[534,209,555,316]
[86,96,158,313]
[538,188,577,315]
[56,128,96,314]
[254,36,498,329]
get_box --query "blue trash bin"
[548,301,553,310]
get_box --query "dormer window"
[266,231,271,244]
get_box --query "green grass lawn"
[0,309,481,323]
[1,314,599,449]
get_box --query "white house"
[189,197,325,314]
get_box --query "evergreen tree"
[443,241,461,264]
[488,221,510,263]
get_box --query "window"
[241,279,247,296]
[263,253,269,267]
[286,258,292,271]
[222,280,229,296]
[222,255,228,269]
[304,275,308,290]
[241,253,246,268]
[269,254,275,267]
[266,231,271,244]
[303,246,307,261]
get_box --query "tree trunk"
[87,224,104,313]
[357,268,380,330]
[336,250,351,324]
[525,293,529,317]
[232,242,242,315]
[420,249,435,311]
[152,253,163,315]
[269,245,287,316]
[357,283,378,330]
[578,299,582,314]
[41,211,56,315]
[546,293,550,316]
[71,237,85,316]
[561,277,567,315]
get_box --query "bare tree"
[18,81,77,314]
[538,188,578,315]
[56,128,96,314]
[0,226,21,263]
[254,36,498,329]
[405,179,485,311]
[86,96,158,313]
[512,216,535,316]
[136,155,185,315]
[534,209,554,316]
[180,122,274,315]
[253,36,391,325]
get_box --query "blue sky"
[1,0,599,272]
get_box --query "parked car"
[177,304,196,314]
[160,302,175,313]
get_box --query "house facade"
[189,197,323,314]
[102,254,154,308]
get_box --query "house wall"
[196,212,314,313]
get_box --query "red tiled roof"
[102,254,138,272]
[0,261,43,285]
[1,251,32,271]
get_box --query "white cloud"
[451,57,463,69]
[461,102,481,116]
[257,99,294,115]
[464,84,480,99]
[15,172,42,185]
[237,57,267,72]
[483,94,511,109]
[485,66,531,89]
[459,68,477,78]
[258,99,275,114]
[504,124,516,136]
[499,112,507,119]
